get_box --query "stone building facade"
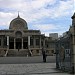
[0,15,56,56]
[70,13,75,73]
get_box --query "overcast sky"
[0,0,74,36]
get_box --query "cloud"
[52,0,73,18]
[29,0,56,9]
[0,0,73,21]
[0,12,15,27]
[22,0,73,22]
[0,0,56,9]
[32,24,57,31]
[31,23,70,36]
[0,0,74,36]
[0,12,13,18]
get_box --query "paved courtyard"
[0,56,73,75]
[0,56,56,64]
[0,63,72,75]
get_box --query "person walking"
[42,50,47,62]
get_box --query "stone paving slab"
[0,56,56,64]
[0,63,72,75]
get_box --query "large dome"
[9,15,28,30]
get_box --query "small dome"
[9,15,28,30]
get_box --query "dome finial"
[18,11,20,18]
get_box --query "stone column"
[28,36,31,56]
[7,36,9,49]
[28,36,30,50]
[33,36,35,48]
[40,36,41,48]
[14,38,16,49]
[22,38,23,49]
[43,38,45,49]
[1,36,3,47]
[28,36,30,46]
[4,36,9,57]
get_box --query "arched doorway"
[15,31,22,49]
[16,38,22,49]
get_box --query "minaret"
[71,12,75,73]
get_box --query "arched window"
[15,31,22,38]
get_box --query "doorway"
[23,42,28,49]
[16,38,22,49]
[23,37,28,49]
[9,37,14,49]
[9,42,14,49]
